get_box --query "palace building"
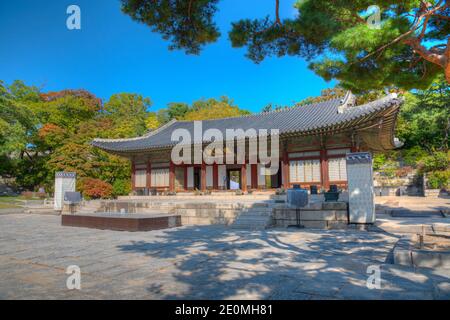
[92,92,403,194]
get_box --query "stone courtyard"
[0,213,449,300]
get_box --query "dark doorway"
[193,167,201,190]
[265,162,282,189]
[227,169,241,190]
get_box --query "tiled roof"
[92,93,402,153]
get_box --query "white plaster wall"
[187,167,194,188]
[218,165,226,187]
[257,164,266,187]
[206,165,213,187]
[246,164,251,186]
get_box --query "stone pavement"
[375,195,450,213]
[0,214,449,300]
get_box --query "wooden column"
[251,164,258,189]
[320,149,329,190]
[184,166,188,190]
[213,163,218,190]
[146,161,152,190]
[282,150,290,189]
[201,163,207,191]
[131,162,136,191]
[241,164,247,192]
[169,162,175,192]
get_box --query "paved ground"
[375,195,450,213]
[0,214,449,300]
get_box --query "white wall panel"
[257,164,266,186]
[187,167,194,188]
[206,165,213,187]
[218,165,226,187]
[246,164,252,186]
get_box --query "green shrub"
[419,151,449,173]
[112,179,131,197]
[427,170,450,189]
[372,153,387,171]
[402,146,428,167]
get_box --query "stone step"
[24,208,60,215]
[240,207,273,211]
[231,224,268,230]
[390,209,444,218]
[240,210,272,214]
[233,223,269,228]
[234,218,270,224]
[238,212,272,218]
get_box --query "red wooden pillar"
[169,162,175,192]
[201,163,207,191]
[251,164,258,189]
[213,163,218,190]
[320,149,329,190]
[283,150,290,189]
[241,164,247,192]
[131,162,136,191]
[146,161,152,190]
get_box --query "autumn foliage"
[78,178,113,199]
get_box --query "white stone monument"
[346,152,375,224]
[54,172,76,211]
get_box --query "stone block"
[273,210,297,220]
[431,223,450,233]
[304,202,322,210]
[322,201,347,210]
[335,211,349,221]
[327,221,348,230]
[393,248,413,267]
[300,210,336,221]
[411,251,450,269]
[301,221,328,229]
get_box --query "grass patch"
[0,202,21,209]
[0,196,26,208]
[0,196,41,202]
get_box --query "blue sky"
[0,0,335,113]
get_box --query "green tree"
[1,82,149,192]
[156,102,190,124]
[146,112,160,130]
[183,97,250,120]
[121,0,450,89]
[121,0,220,55]
[103,93,151,137]
[397,75,450,152]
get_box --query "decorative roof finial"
[338,91,356,113]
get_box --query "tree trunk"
[405,37,449,84]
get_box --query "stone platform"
[72,194,351,230]
[273,202,349,229]
[61,213,181,232]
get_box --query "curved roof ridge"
[176,94,347,124]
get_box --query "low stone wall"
[78,199,349,229]
[273,202,349,229]
[424,189,449,198]
[173,206,240,225]
[393,235,450,269]
[95,200,270,226]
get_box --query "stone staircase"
[75,200,103,214]
[23,200,57,215]
[231,203,274,230]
